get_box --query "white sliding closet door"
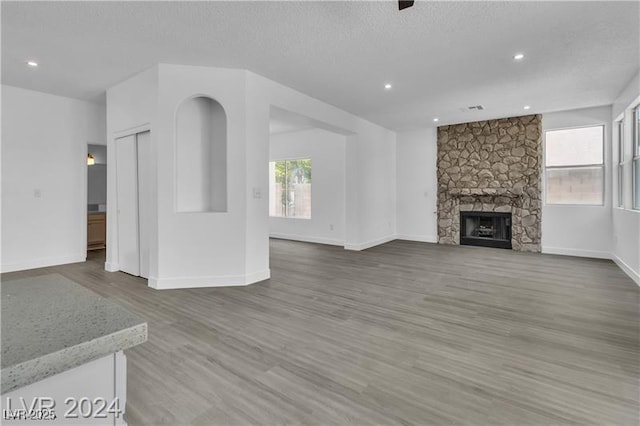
[115,131,151,278]
[116,135,140,276]
[136,131,151,279]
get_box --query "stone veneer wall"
[437,114,542,252]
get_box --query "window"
[269,159,312,218]
[634,106,640,210]
[617,119,624,207]
[545,125,604,205]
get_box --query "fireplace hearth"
[460,211,512,249]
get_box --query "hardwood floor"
[3,239,639,425]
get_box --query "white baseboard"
[541,247,639,286]
[345,235,396,251]
[269,233,344,247]
[104,261,120,272]
[244,269,271,285]
[1,254,86,273]
[612,254,640,286]
[148,269,271,290]
[541,247,612,260]
[395,234,438,243]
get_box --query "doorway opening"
[87,144,107,253]
[268,107,349,247]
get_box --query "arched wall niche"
[175,95,228,213]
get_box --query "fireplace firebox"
[460,211,512,249]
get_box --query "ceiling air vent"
[467,105,485,111]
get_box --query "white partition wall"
[106,66,158,276]
[106,64,397,289]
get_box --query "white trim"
[269,216,312,221]
[148,269,270,290]
[245,269,271,284]
[113,123,151,140]
[395,234,438,243]
[81,145,89,264]
[269,233,344,246]
[612,254,640,287]
[104,261,120,272]
[541,246,611,260]
[1,254,86,273]
[614,111,625,122]
[114,351,128,426]
[611,253,640,286]
[344,234,395,251]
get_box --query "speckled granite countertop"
[1,274,147,393]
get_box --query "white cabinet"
[2,352,128,425]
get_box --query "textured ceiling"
[2,1,639,130]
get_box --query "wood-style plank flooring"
[3,239,639,425]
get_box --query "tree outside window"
[269,159,312,218]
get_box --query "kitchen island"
[1,274,147,425]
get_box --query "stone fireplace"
[437,115,542,252]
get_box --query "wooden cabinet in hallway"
[87,212,106,250]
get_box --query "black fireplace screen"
[460,211,512,249]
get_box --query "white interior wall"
[395,128,438,242]
[105,64,396,289]
[541,106,613,259]
[244,72,272,282]
[611,72,640,285]
[348,127,397,250]
[1,85,106,272]
[152,64,250,288]
[612,206,640,285]
[269,128,346,246]
[246,72,397,255]
[393,107,635,278]
[106,66,158,274]
[153,66,396,289]
[5,64,635,285]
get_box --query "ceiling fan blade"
[399,1,414,11]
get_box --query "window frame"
[544,124,605,207]
[633,106,640,210]
[269,157,312,219]
[617,119,624,208]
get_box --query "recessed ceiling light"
[433,118,440,122]
[26,60,38,67]
[523,105,531,110]
[513,53,525,60]
[384,83,392,90]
